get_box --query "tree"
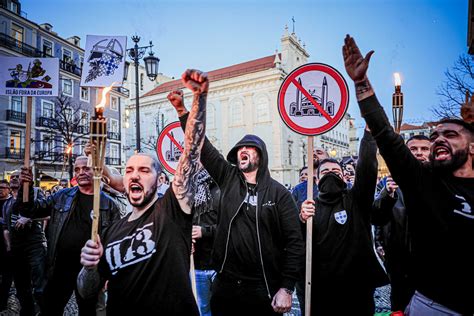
[433,54,474,118]
[35,95,90,180]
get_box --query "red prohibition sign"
[278,63,349,136]
[156,121,184,175]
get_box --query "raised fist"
[167,89,184,110]
[181,69,209,95]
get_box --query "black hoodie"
[180,114,304,296]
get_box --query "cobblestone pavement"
[1,285,391,315]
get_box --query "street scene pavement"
[0,285,392,316]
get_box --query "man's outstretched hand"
[342,34,374,83]
[181,69,209,95]
[167,89,188,117]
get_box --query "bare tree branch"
[433,54,474,118]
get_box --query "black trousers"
[10,242,46,316]
[0,250,13,311]
[41,263,97,316]
[210,273,280,316]
[312,284,375,316]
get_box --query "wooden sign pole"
[305,136,314,316]
[23,96,33,202]
[190,254,198,302]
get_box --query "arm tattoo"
[355,77,375,101]
[173,92,207,213]
[77,267,102,299]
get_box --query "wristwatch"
[283,288,294,295]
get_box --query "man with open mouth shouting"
[170,88,304,315]
[77,69,208,315]
[344,34,474,316]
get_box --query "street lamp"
[125,35,160,152]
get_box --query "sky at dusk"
[25,0,468,126]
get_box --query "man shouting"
[77,69,209,315]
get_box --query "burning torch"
[392,72,404,134]
[89,86,112,242]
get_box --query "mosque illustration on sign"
[289,77,335,117]
[165,132,183,162]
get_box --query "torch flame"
[65,144,72,155]
[393,73,402,87]
[96,83,116,110]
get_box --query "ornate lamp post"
[392,72,404,134]
[124,36,160,152]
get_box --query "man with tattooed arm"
[77,69,209,315]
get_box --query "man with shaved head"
[344,35,474,315]
[77,69,208,315]
[16,156,121,315]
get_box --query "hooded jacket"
[179,114,304,296]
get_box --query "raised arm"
[343,35,423,191]
[351,129,378,217]
[172,69,208,214]
[168,89,233,187]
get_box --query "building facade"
[125,27,353,186]
[0,0,127,187]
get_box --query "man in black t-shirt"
[16,157,121,316]
[343,35,474,315]
[78,69,208,315]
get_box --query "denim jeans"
[195,270,216,316]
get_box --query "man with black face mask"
[299,129,388,315]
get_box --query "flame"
[65,144,72,154]
[393,72,402,87]
[96,83,116,109]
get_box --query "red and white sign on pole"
[278,63,349,136]
[278,63,349,316]
[156,122,184,175]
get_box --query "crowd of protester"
[0,36,472,316]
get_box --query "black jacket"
[15,186,121,278]
[360,94,474,314]
[311,131,387,289]
[192,180,220,270]
[180,114,304,296]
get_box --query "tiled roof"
[400,123,428,131]
[142,54,279,98]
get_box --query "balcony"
[76,125,90,135]
[105,157,121,166]
[36,117,59,129]
[113,86,130,98]
[107,131,121,140]
[3,147,24,159]
[37,151,78,162]
[59,59,82,76]
[6,110,26,123]
[0,33,43,57]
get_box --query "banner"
[0,57,59,96]
[81,35,127,87]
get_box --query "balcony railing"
[107,131,121,140]
[77,125,90,135]
[36,116,59,129]
[59,59,82,76]
[105,157,121,166]
[37,151,78,162]
[6,110,26,123]
[113,86,130,98]
[3,147,24,159]
[0,32,43,57]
